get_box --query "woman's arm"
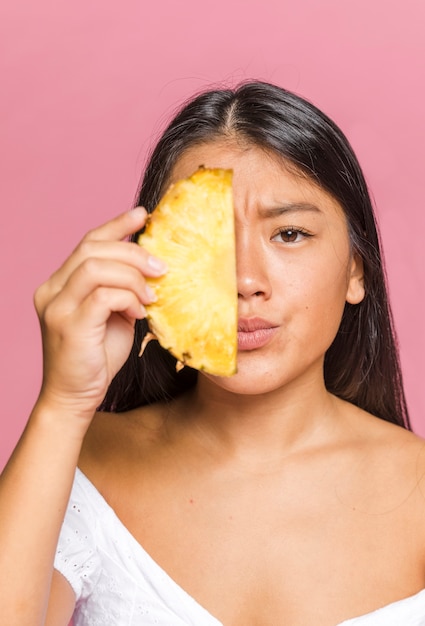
[0,401,89,624]
[44,571,76,625]
[0,208,166,625]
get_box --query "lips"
[237,317,278,350]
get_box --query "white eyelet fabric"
[55,469,425,625]
[55,469,222,625]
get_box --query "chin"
[201,361,288,397]
[199,351,325,399]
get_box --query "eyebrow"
[258,202,323,218]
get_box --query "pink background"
[1,0,425,471]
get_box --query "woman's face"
[170,140,364,396]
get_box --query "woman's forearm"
[0,401,88,625]
[0,208,157,624]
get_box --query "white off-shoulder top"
[55,468,425,625]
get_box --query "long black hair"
[100,81,410,429]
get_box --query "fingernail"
[148,255,168,273]
[146,286,157,302]
[131,206,147,219]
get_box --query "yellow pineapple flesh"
[137,167,237,376]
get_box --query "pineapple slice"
[137,167,237,376]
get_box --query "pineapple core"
[137,167,237,376]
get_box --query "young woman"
[1,82,425,626]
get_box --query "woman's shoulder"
[345,399,424,451]
[78,402,171,479]
[339,400,425,495]
[338,396,422,443]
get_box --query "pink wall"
[1,0,425,470]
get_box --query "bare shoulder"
[78,402,170,478]
[339,399,425,495]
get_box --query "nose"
[236,227,271,301]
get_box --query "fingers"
[47,258,157,321]
[55,239,166,288]
[44,285,146,341]
[66,207,165,279]
[85,206,148,242]
[73,287,146,329]
[34,208,166,318]
[32,207,166,417]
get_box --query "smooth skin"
[2,140,425,626]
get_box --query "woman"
[1,81,425,626]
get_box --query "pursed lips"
[237,317,279,350]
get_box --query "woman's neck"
[170,372,343,472]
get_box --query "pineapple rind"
[138,168,237,377]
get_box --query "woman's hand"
[33,207,166,423]
[0,209,165,624]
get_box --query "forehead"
[170,140,345,220]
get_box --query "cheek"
[277,252,350,330]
